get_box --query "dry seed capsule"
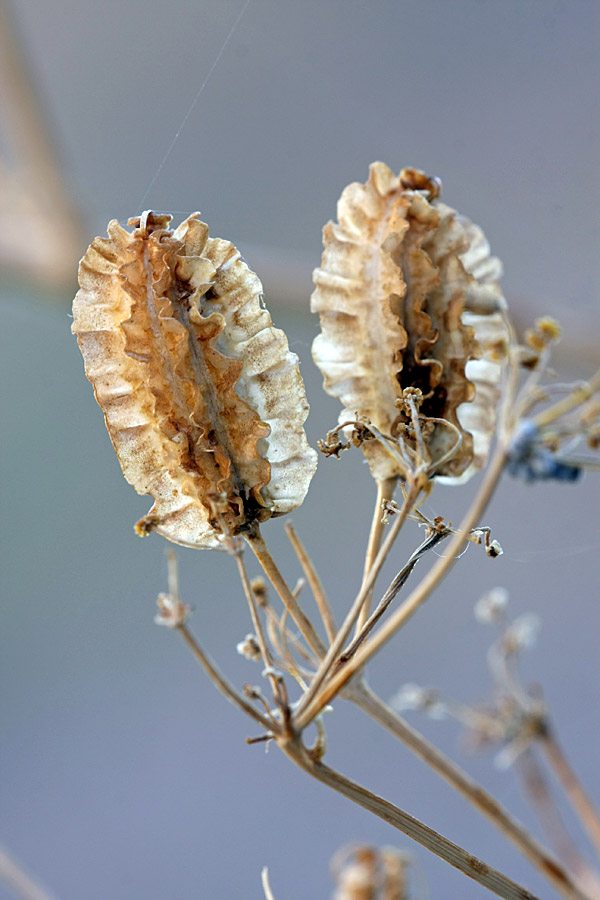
[312,163,508,482]
[72,211,317,548]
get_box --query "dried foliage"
[68,168,600,900]
[72,211,317,548]
[311,163,508,482]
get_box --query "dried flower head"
[311,163,508,482]
[72,212,317,548]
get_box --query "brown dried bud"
[311,163,509,482]
[72,212,317,548]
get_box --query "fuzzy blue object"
[506,421,581,483]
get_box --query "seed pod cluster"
[72,211,317,548]
[311,163,508,482]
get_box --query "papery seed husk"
[311,163,508,483]
[72,211,317,548]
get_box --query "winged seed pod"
[72,211,317,549]
[312,163,508,483]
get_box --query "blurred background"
[1,0,599,898]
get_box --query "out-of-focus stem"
[245,526,327,660]
[356,476,398,633]
[284,522,337,643]
[516,749,600,899]
[351,683,597,900]
[533,369,600,429]
[539,727,600,859]
[280,735,546,900]
[0,845,59,900]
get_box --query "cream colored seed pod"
[311,163,508,483]
[72,211,317,548]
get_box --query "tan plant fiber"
[72,211,317,548]
[311,163,508,482]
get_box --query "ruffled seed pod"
[311,163,508,483]
[72,211,317,548]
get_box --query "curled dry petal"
[72,211,317,548]
[311,163,508,482]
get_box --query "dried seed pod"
[312,163,508,482]
[72,211,317,548]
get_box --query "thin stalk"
[245,525,327,660]
[356,476,398,633]
[350,682,595,900]
[539,727,600,859]
[285,522,337,643]
[516,750,600,899]
[533,370,600,429]
[295,445,506,728]
[234,550,283,705]
[294,481,419,729]
[341,528,450,665]
[0,845,59,900]
[279,736,548,900]
[178,624,273,732]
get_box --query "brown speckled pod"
[311,163,508,482]
[72,211,317,548]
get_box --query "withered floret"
[72,211,317,548]
[311,163,508,482]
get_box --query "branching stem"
[295,444,507,727]
[350,682,594,900]
[294,480,420,729]
[279,734,546,900]
[245,525,327,660]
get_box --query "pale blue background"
[1,1,599,898]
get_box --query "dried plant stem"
[294,481,420,730]
[284,522,337,643]
[340,527,450,665]
[234,549,283,704]
[350,683,594,900]
[279,735,545,900]
[0,845,59,900]
[177,624,273,731]
[261,867,276,900]
[533,369,600,429]
[296,445,507,727]
[357,476,398,633]
[539,727,600,859]
[516,750,600,899]
[245,525,327,660]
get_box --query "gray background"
[1,1,599,898]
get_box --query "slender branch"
[350,682,595,900]
[539,726,600,859]
[356,476,398,632]
[533,370,600,429]
[177,624,274,732]
[285,522,337,643]
[294,481,420,729]
[279,735,548,900]
[234,548,286,707]
[340,527,450,665]
[516,750,600,899]
[245,525,327,660]
[295,445,506,728]
[0,845,59,900]
[261,867,276,900]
